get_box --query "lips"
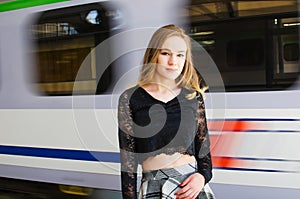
[166,68,178,72]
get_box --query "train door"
[272,16,300,88]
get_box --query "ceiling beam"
[190,0,298,6]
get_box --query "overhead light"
[190,31,214,36]
[283,22,300,27]
[202,40,215,45]
[86,10,100,25]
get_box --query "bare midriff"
[142,152,196,171]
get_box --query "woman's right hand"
[174,173,205,199]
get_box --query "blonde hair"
[137,24,207,99]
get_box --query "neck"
[151,77,178,92]
[144,83,181,96]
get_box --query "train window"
[187,0,299,92]
[190,20,299,92]
[32,3,124,95]
[284,43,299,61]
[227,39,264,68]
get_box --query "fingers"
[175,184,190,196]
[174,173,205,199]
[179,176,190,187]
[175,184,199,199]
[175,188,199,199]
[175,187,195,199]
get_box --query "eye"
[177,53,185,58]
[160,51,170,56]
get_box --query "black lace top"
[118,86,212,199]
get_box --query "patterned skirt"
[138,162,215,199]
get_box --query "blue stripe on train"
[0,145,120,163]
[1,145,299,173]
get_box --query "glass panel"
[284,43,299,62]
[32,3,123,95]
[227,39,264,68]
[188,0,299,92]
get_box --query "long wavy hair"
[137,24,207,99]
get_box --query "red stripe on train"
[212,156,244,168]
[208,120,254,132]
[207,120,258,169]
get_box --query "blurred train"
[0,0,300,198]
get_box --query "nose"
[168,54,177,66]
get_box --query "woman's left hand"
[174,173,205,199]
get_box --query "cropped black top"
[118,86,212,199]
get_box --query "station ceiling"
[188,0,299,22]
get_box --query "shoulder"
[195,92,207,111]
[119,85,142,102]
[120,85,138,95]
[196,92,204,101]
[181,87,204,102]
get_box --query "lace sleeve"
[194,94,213,184]
[118,91,138,199]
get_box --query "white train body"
[0,0,299,198]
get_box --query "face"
[155,36,187,82]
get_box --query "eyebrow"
[160,48,186,53]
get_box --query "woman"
[118,24,214,199]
